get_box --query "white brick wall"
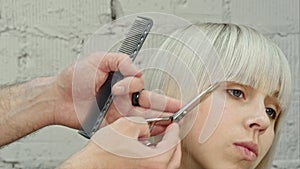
[0,0,299,168]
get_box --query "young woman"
[58,23,291,169]
[142,23,292,169]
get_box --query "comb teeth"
[119,17,153,59]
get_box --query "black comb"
[78,16,153,139]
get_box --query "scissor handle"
[145,117,172,123]
[139,134,165,146]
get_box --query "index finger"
[156,123,180,149]
[138,90,183,112]
[98,52,142,77]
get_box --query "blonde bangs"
[208,24,292,112]
[144,23,291,112]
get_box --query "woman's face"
[181,82,280,169]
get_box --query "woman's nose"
[244,102,271,134]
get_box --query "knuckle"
[139,78,145,86]
[115,117,129,126]
[122,53,132,61]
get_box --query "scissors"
[142,82,220,146]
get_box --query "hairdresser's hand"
[53,52,143,129]
[106,87,182,135]
[57,117,182,169]
[53,52,182,130]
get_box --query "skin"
[5,51,282,169]
[0,52,182,169]
[0,52,145,145]
[58,118,182,169]
[180,82,280,169]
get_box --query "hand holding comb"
[78,16,153,139]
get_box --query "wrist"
[51,72,79,129]
[0,76,58,145]
[23,76,58,127]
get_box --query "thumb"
[156,123,180,149]
[91,117,157,158]
[110,117,151,138]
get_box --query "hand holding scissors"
[141,83,220,146]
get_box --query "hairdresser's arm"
[57,117,181,169]
[0,77,57,146]
[0,52,182,147]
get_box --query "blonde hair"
[142,23,292,168]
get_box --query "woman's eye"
[227,89,245,98]
[266,107,277,119]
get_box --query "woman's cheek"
[259,128,275,158]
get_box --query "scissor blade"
[172,83,220,122]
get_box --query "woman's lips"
[233,141,258,161]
